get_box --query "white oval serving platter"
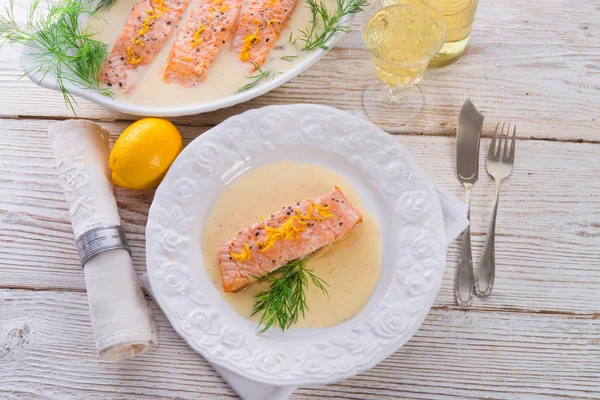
[20,9,352,117]
[146,104,447,386]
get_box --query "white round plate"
[146,104,447,386]
[20,11,351,117]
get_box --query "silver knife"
[455,98,483,307]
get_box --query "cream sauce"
[202,161,382,329]
[86,0,323,106]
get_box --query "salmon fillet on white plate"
[232,0,298,66]
[164,0,244,86]
[99,0,192,92]
[218,187,363,293]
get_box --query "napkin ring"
[76,225,131,267]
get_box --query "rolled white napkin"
[48,120,157,361]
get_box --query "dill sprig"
[251,258,329,334]
[0,0,113,113]
[280,55,298,62]
[297,0,367,51]
[236,62,274,93]
[97,0,117,10]
[288,30,297,45]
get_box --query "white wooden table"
[1,0,599,398]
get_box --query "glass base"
[362,80,424,133]
[429,35,471,68]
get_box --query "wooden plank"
[0,0,599,140]
[1,288,599,399]
[1,118,599,313]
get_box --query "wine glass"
[361,0,446,131]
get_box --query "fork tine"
[506,124,517,163]
[495,122,505,158]
[502,123,511,160]
[489,122,499,159]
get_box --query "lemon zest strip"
[259,201,333,253]
[231,243,252,261]
[240,27,259,61]
[189,23,206,49]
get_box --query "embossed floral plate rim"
[146,104,447,386]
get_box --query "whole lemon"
[109,118,183,190]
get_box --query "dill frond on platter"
[0,0,113,112]
[296,0,367,51]
[97,0,117,10]
[280,55,299,62]
[251,258,329,334]
[236,62,274,93]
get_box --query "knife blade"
[455,98,483,307]
[457,98,484,184]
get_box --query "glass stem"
[387,86,403,103]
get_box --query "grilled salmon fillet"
[218,188,363,293]
[164,0,243,86]
[232,0,298,66]
[99,0,191,92]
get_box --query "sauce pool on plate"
[202,161,382,329]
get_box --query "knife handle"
[455,187,474,307]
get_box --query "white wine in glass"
[428,0,479,67]
[361,0,446,130]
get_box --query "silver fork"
[476,122,517,298]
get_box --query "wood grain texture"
[1,0,600,397]
[1,118,599,314]
[0,0,599,140]
[2,289,599,400]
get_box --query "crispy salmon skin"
[232,0,298,66]
[164,0,243,86]
[218,188,363,293]
[99,0,191,92]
